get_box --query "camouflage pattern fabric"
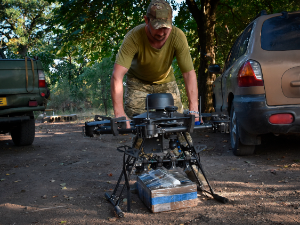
[147,0,173,29]
[177,132,193,146]
[124,75,183,118]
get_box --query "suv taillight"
[238,60,264,87]
[269,113,294,124]
[38,70,46,88]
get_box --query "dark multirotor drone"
[84,93,230,217]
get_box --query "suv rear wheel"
[11,115,35,146]
[230,105,255,156]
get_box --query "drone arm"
[85,122,212,137]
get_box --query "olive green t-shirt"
[115,24,194,84]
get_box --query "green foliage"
[79,58,114,113]
[0,0,57,57]
[174,2,200,73]
[49,0,151,63]
[47,57,114,114]
[29,34,57,77]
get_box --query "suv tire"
[11,116,35,146]
[230,105,255,156]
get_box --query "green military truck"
[0,50,49,146]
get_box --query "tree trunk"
[186,0,219,113]
[18,44,28,57]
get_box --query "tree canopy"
[0,0,56,57]
[50,0,144,62]
[1,0,299,113]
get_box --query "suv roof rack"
[253,10,268,20]
[281,11,289,19]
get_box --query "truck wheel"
[11,118,35,146]
[230,106,255,156]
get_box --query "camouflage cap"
[146,0,172,29]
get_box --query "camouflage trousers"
[124,75,183,118]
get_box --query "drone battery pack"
[136,169,198,213]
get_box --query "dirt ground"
[0,118,300,225]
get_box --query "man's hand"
[115,114,131,129]
[189,112,203,124]
[111,64,130,128]
[183,70,202,123]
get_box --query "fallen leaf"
[222,140,228,143]
[14,180,21,183]
[0,179,5,181]
[6,173,10,176]
[50,179,55,182]
[205,135,209,137]
[108,217,116,222]
[60,221,67,224]
[60,183,66,187]
[52,196,58,198]
[61,187,67,190]
[108,173,113,177]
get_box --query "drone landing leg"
[105,146,140,217]
[182,132,229,204]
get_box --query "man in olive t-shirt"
[111,0,200,126]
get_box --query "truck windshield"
[261,13,300,51]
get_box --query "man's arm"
[182,70,202,123]
[111,63,129,120]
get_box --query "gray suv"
[209,11,300,156]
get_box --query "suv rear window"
[261,13,300,51]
